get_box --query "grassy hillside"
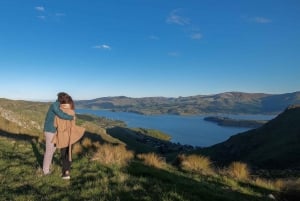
[1,98,299,200]
[0,132,284,201]
[198,105,300,170]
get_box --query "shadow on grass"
[0,129,117,169]
[0,129,46,168]
[0,129,38,142]
[107,126,157,154]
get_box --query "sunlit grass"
[137,152,167,169]
[226,161,250,180]
[176,154,214,175]
[92,143,134,166]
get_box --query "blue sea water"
[76,109,276,147]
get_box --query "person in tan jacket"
[52,95,85,179]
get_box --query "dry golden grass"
[72,142,83,155]
[92,143,134,166]
[253,178,283,190]
[81,137,93,149]
[137,152,166,169]
[227,161,250,180]
[177,154,214,175]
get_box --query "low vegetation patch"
[92,143,134,166]
[176,154,214,175]
[137,152,167,169]
[227,161,250,180]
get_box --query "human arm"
[52,101,74,120]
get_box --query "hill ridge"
[75,91,300,115]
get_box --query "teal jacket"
[43,101,74,133]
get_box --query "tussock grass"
[253,178,283,190]
[137,152,167,169]
[176,154,214,175]
[92,143,134,166]
[81,137,93,149]
[227,162,250,180]
[72,142,83,155]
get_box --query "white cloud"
[166,9,190,26]
[35,6,45,12]
[254,17,272,24]
[93,44,111,50]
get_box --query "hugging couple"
[42,92,85,179]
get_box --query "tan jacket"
[51,104,85,161]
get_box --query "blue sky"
[0,0,299,100]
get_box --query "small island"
[204,116,268,128]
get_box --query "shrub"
[92,143,134,166]
[227,161,250,180]
[177,154,213,175]
[137,152,166,169]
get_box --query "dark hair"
[57,92,69,103]
[57,92,75,109]
[66,95,75,110]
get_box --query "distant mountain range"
[76,91,300,115]
[198,104,300,169]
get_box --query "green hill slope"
[199,105,300,169]
[0,98,286,201]
[0,132,279,201]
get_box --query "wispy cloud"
[35,6,66,21]
[166,9,203,41]
[35,6,45,12]
[166,9,190,26]
[93,44,111,50]
[253,17,272,24]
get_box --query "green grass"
[0,135,279,201]
[131,128,171,141]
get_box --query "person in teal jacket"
[42,92,74,175]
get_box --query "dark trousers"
[61,147,71,174]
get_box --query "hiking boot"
[62,170,70,180]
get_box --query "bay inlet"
[76,109,276,147]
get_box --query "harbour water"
[76,109,276,147]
